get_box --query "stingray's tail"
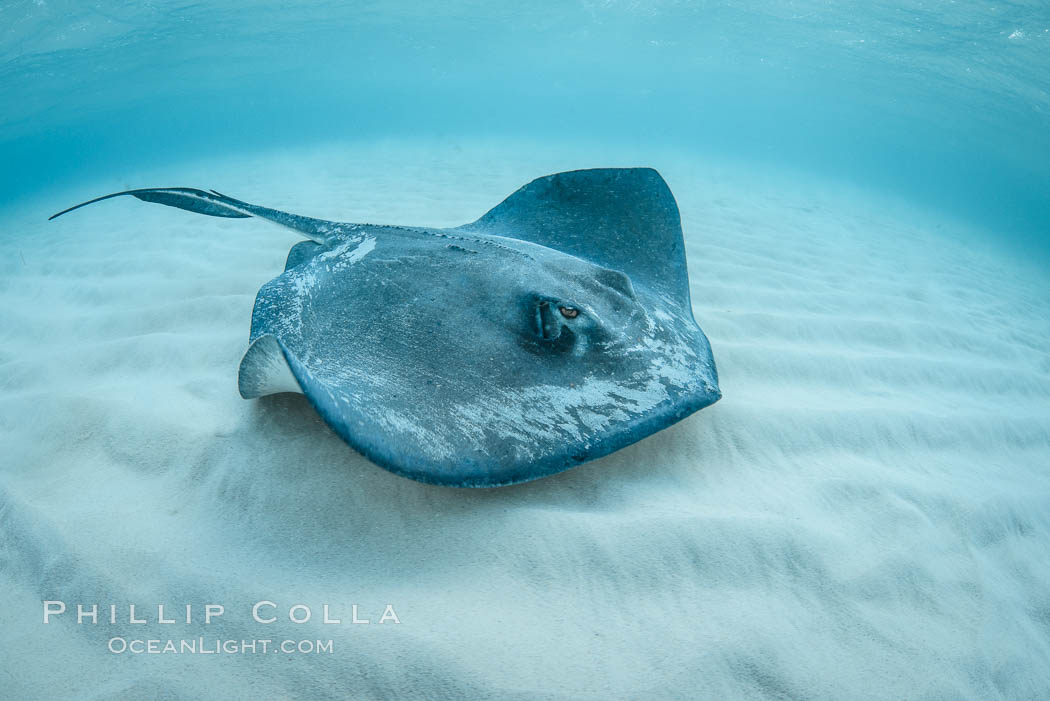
[49,188,251,221]
[49,188,343,244]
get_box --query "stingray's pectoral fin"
[237,335,304,398]
[48,188,252,221]
[460,167,690,308]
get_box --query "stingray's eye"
[559,306,579,319]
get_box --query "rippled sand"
[2,140,1048,699]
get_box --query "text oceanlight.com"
[108,638,334,655]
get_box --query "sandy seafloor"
[1,140,1049,699]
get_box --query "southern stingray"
[51,168,720,486]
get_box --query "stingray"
[51,168,720,486]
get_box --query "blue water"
[2,1,1048,252]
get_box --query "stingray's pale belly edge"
[51,167,721,486]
